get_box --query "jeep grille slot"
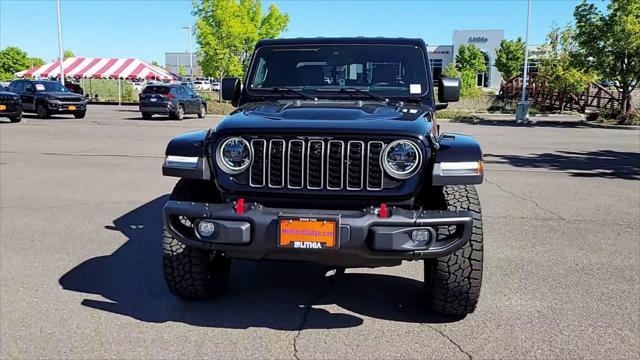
[347,141,365,190]
[367,141,384,190]
[250,139,266,187]
[247,138,394,192]
[288,140,305,189]
[268,140,285,188]
[307,140,324,189]
[327,141,344,190]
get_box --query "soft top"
[256,37,427,48]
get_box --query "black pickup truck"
[161,38,484,316]
[7,79,86,119]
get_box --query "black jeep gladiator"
[161,38,484,316]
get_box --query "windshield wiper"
[253,87,317,101]
[315,87,388,102]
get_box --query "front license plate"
[278,217,339,249]
[0,105,6,111]
[68,105,76,110]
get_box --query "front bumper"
[0,103,22,118]
[164,201,474,267]
[47,101,86,113]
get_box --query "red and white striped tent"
[15,57,176,80]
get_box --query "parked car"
[0,87,23,123]
[160,37,485,316]
[7,79,86,119]
[64,81,84,95]
[192,80,212,91]
[139,84,207,120]
[211,81,221,91]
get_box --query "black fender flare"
[432,133,484,185]
[162,129,212,179]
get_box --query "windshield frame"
[33,81,70,93]
[245,43,431,100]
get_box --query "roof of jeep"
[256,37,427,47]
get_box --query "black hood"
[215,100,432,137]
[38,91,83,99]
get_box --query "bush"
[435,110,477,120]
[83,79,136,102]
[206,100,236,115]
[587,109,640,125]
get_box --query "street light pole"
[516,0,532,123]
[55,0,64,85]
[181,26,193,85]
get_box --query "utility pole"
[181,26,193,85]
[516,0,532,124]
[56,0,65,85]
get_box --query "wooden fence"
[500,77,623,113]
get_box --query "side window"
[24,82,34,93]
[177,86,186,96]
[9,81,23,92]
[186,87,196,96]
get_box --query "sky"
[0,0,607,65]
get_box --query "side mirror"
[438,77,461,103]
[221,78,241,106]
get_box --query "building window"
[429,59,443,81]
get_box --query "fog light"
[411,228,434,245]
[197,220,216,237]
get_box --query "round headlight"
[382,140,421,179]
[217,137,251,174]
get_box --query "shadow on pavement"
[59,196,456,330]
[486,150,640,180]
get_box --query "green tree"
[150,60,161,67]
[0,47,33,80]
[494,38,526,82]
[573,0,640,114]
[442,63,460,78]
[454,44,486,98]
[538,27,597,111]
[178,65,186,77]
[193,0,289,84]
[63,49,74,59]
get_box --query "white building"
[428,29,541,90]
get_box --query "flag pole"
[55,0,65,85]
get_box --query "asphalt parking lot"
[1,105,639,359]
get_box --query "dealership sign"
[468,36,488,44]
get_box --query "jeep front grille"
[248,138,386,191]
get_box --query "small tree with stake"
[573,0,640,116]
[537,27,597,112]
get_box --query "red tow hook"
[235,198,246,215]
[379,203,389,218]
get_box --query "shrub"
[206,100,236,115]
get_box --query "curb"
[582,121,640,130]
[438,117,640,130]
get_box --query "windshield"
[248,44,429,98]
[34,81,69,92]
[142,86,171,94]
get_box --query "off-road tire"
[424,185,483,316]
[9,114,22,123]
[73,111,86,119]
[142,112,152,120]
[197,104,206,118]
[162,179,230,299]
[36,104,49,119]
